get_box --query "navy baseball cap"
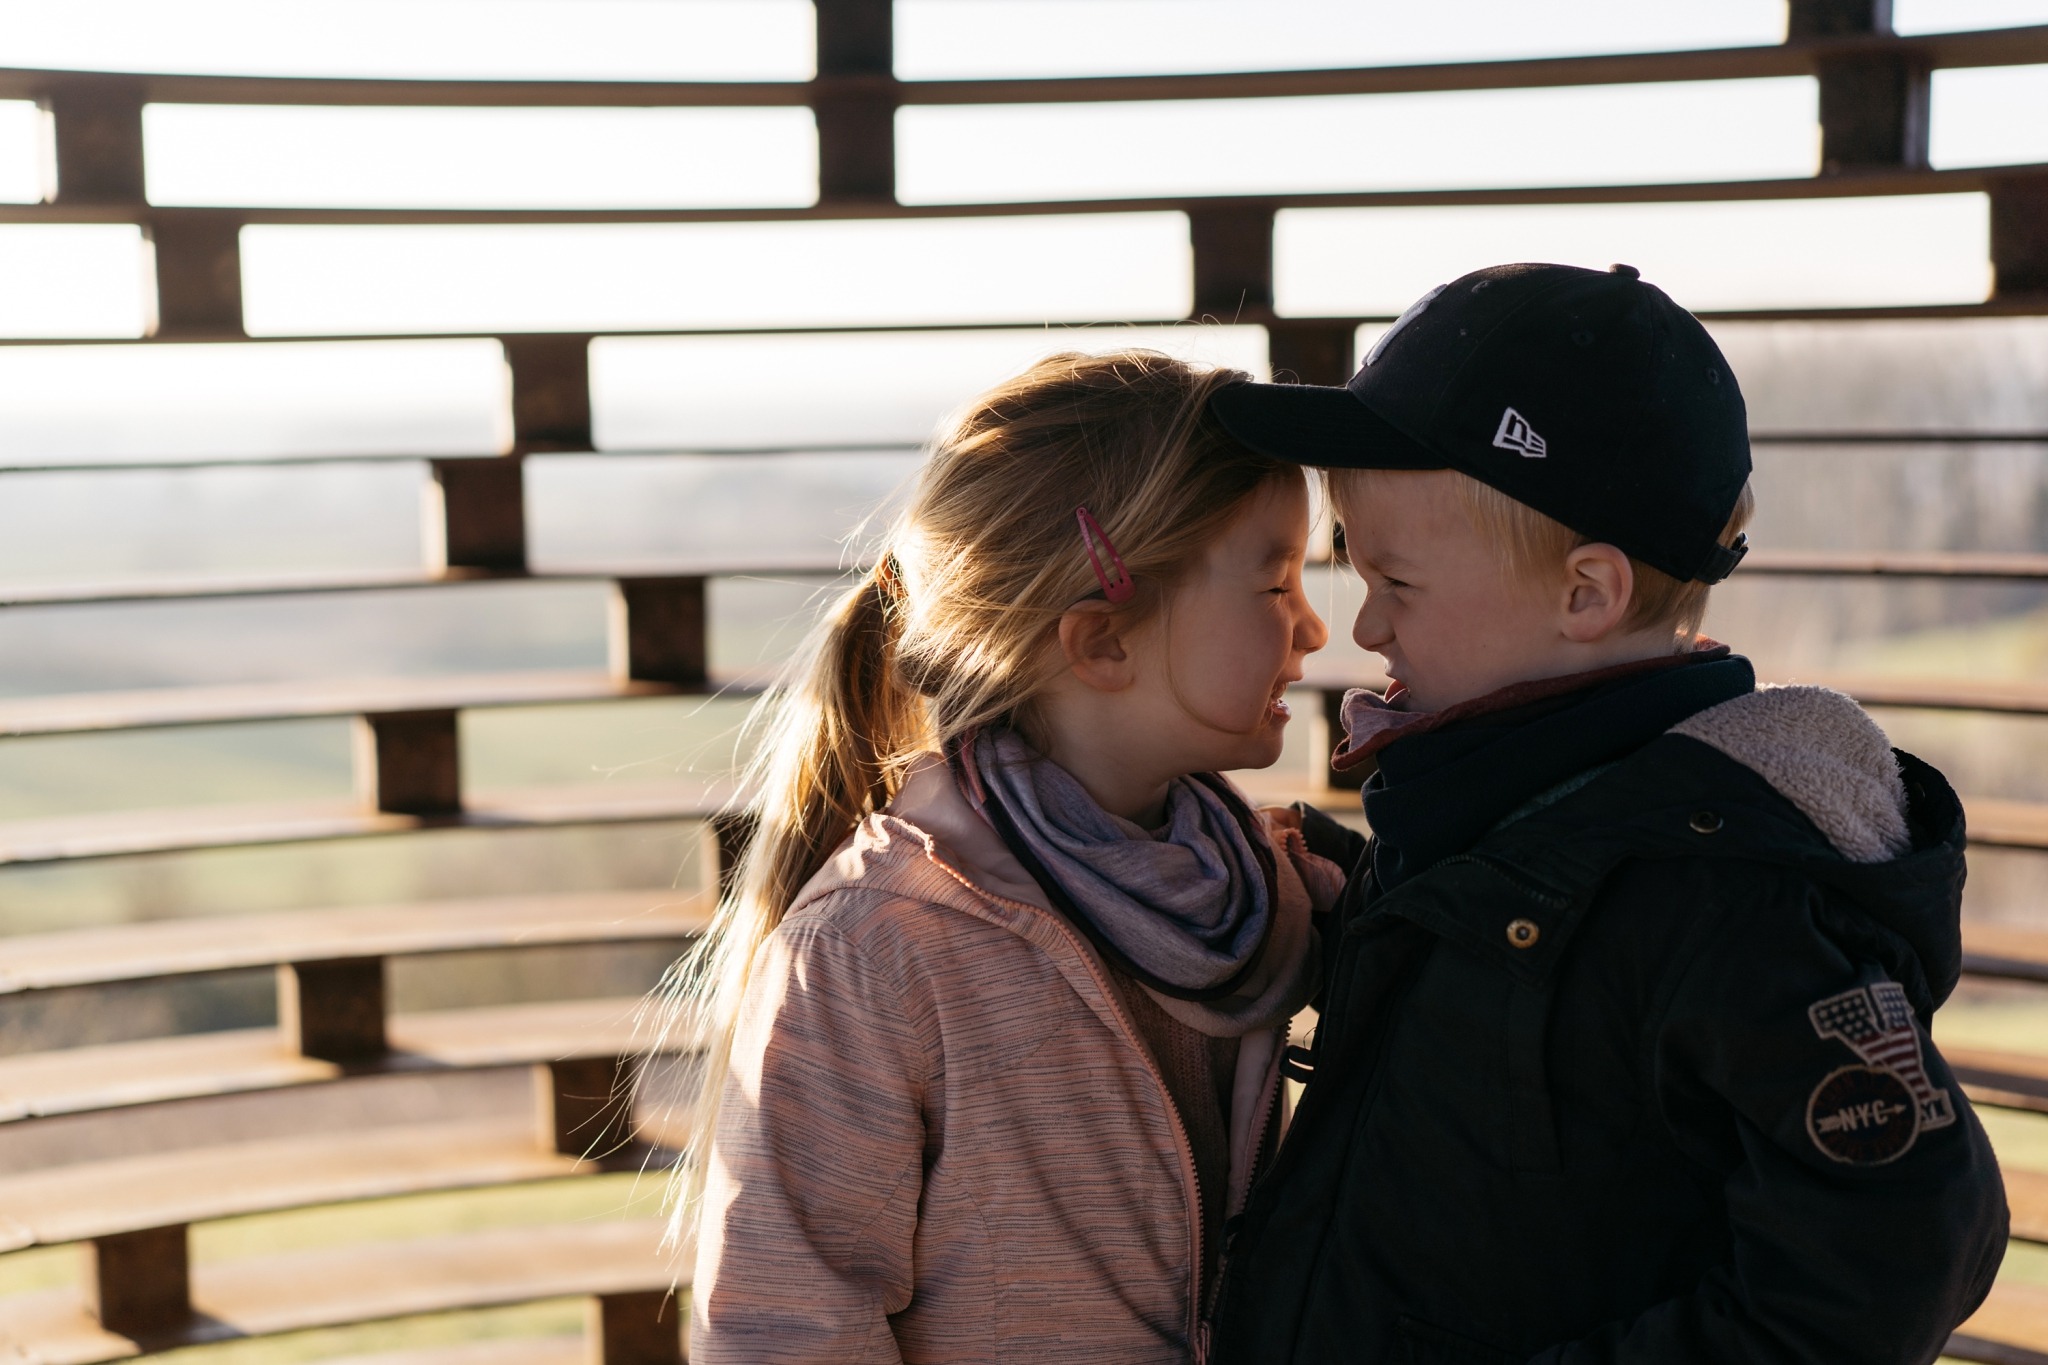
[1210,262,1752,584]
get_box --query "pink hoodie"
[691,757,1343,1364]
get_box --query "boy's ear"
[1058,601,1137,692]
[1559,542,1636,643]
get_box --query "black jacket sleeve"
[1531,866,2008,1365]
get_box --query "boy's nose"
[1352,600,1391,653]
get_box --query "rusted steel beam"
[609,577,710,686]
[1790,1,1931,172]
[814,0,896,203]
[354,709,462,815]
[540,1055,638,1159]
[5,159,2042,230]
[4,25,2047,107]
[1992,174,2048,299]
[278,957,389,1061]
[84,1225,191,1338]
[1190,204,1275,319]
[147,212,246,337]
[44,78,143,204]
[505,335,594,453]
[426,458,527,572]
[588,1289,686,1365]
[702,809,758,901]
[1267,320,1356,386]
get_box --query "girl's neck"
[1023,701,1176,827]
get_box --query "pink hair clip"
[1075,506,1135,604]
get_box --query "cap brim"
[1209,381,1444,471]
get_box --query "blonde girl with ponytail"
[649,350,1342,1363]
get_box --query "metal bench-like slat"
[0,1118,618,1252]
[0,996,659,1124]
[0,890,708,996]
[0,779,732,867]
[0,1218,680,1365]
[1954,1283,2048,1364]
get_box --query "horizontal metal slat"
[0,1217,677,1364]
[1736,550,2048,581]
[0,778,732,867]
[1,23,2042,107]
[0,558,847,608]
[0,1119,619,1251]
[0,889,710,995]
[0,996,663,1124]
[8,160,2047,227]
[0,668,768,737]
[8,294,2048,351]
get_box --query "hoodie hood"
[1665,685,1970,1012]
[1668,685,1910,865]
[1397,682,1970,1020]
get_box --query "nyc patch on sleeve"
[1804,982,1957,1166]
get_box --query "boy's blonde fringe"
[1331,467,1755,645]
[635,349,1292,1267]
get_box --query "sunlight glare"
[146,106,819,209]
[240,216,1194,335]
[0,0,813,80]
[591,325,1270,450]
[899,79,1818,204]
[1290,195,1992,315]
[0,226,151,338]
[1930,65,2048,169]
[896,0,1787,78]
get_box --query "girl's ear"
[1559,542,1635,643]
[1058,601,1138,692]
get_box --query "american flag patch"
[1804,982,1956,1164]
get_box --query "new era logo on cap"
[1492,407,1547,458]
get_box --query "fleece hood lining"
[1666,684,1911,865]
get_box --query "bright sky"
[0,0,2045,448]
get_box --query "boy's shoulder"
[1485,685,1969,1011]
[1513,684,1947,872]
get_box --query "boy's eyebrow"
[1352,543,1416,573]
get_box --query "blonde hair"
[642,350,1289,1249]
[1333,467,1753,644]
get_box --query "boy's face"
[1333,470,1569,713]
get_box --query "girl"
[657,350,1340,1363]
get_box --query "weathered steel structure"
[1,0,2047,1359]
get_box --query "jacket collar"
[1360,652,1756,891]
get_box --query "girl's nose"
[1297,599,1329,654]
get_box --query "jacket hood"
[1664,685,1970,1013]
[1669,685,1911,864]
[1435,685,1970,1018]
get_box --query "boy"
[1203,262,2008,1362]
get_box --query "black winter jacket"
[1211,674,2008,1365]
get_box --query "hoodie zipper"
[1198,1022,1288,1362]
[920,849,1212,1353]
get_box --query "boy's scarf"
[952,726,1275,1002]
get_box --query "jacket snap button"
[1506,918,1541,949]
[1689,810,1724,835]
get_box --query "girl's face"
[1130,473,1329,775]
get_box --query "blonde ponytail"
[644,348,1293,1256]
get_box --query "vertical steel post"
[814,0,897,203]
[1789,0,1928,172]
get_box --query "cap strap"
[1695,533,1749,585]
